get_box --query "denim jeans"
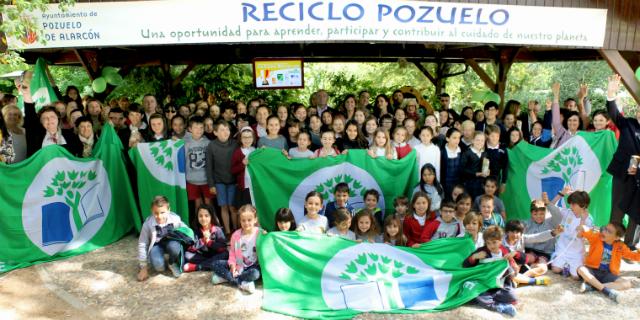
[149,240,182,272]
[211,260,260,286]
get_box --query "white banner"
[6,0,608,49]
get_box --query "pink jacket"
[228,227,260,272]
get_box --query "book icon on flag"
[80,184,105,225]
[41,202,74,246]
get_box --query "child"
[479,195,505,230]
[137,196,188,281]
[211,205,261,294]
[455,192,473,222]
[460,120,475,151]
[308,114,323,149]
[322,182,355,228]
[577,222,640,302]
[341,120,369,150]
[364,116,378,146]
[327,208,356,240]
[463,225,520,317]
[463,212,485,249]
[362,189,383,228]
[285,119,301,149]
[383,215,408,246]
[206,120,239,235]
[184,116,213,212]
[144,113,169,142]
[274,207,297,232]
[230,127,256,207]
[414,126,441,180]
[430,201,464,240]
[413,163,443,212]
[485,125,508,193]
[287,131,314,159]
[183,205,228,272]
[473,176,507,220]
[392,126,412,159]
[314,130,340,158]
[450,184,465,203]
[548,189,593,279]
[297,191,328,234]
[352,209,381,243]
[393,195,409,221]
[403,191,437,247]
[440,128,463,198]
[502,220,561,286]
[258,115,287,150]
[524,198,563,267]
[368,128,397,160]
[460,131,488,199]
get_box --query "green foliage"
[340,253,419,282]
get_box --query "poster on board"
[253,58,304,89]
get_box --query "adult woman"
[0,109,15,163]
[341,94,357,121]
[2,105,26,162]
[550,83,582,149]
[74,116,98,158]
[373,94,392,118]
[63,85,83,109]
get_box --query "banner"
[258,232,508,319]
[0,125,136,273]
[17,57,59,112]
[247,148,419,231]
[503,131,618,226]
[6,0,607,49]
[129,139,189,231]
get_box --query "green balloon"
[636,67,640,81]
[105,72,123,86]
[101,66,118,77]
[92,77,107,93]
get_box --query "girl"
[231,127,256,207]
[414,126,440,180]
[413,164,444,212]
[170,115,186,139]
[455,192,473,222]
[392,126,412,159]
[440,128,463,198]
[321,110,333,127]
[332,114,346,139]
[461,106,474,121]
[379,114,394,132]
[508,127,523,149]
[463,212,485,249]
[501,113,518,144]
[287,131,314,159]
[473,110,485,123]
[183,205,228,272]
[529,121,550,148]
[327,208,356,240]
[285,119,301,149]
[383,215,407,246]
[308,114,323,149]
[275,207,297,231]
[353,108,367,129]
[145,113,168,142]
[314,130,340,158]
[352,209,381,243]
[341,120,368,151]
[403,118,420,147]
[297,191,328,233]
[293,104,308,125]
[257,115,287,150]
[211,204,261,294]
[276,104,289,128]
[254,105,270,138]
[394,107,407,127]
[368,128,397,160]
[403,191,436,247]
[364,116,378,146]
[460,131,488,199]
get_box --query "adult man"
[439,93,451,109]
[108,107,131,151]
[142,94,159,125]
[315,89,331,117]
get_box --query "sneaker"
[494,303,517,317]
[211,273,228,285]
[535,276,551,286]
[239,281,256,294]
[168,263,181,278]
[579,282,594,293]
[183,263,197,273]
[606,289,620,303]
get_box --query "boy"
[322,182,354,227]
[577,222,640,302]
[206,120,239,235]
[484,125,508,193]
[137,195,188,281]
[547,189,593,279]
[393,195,409,221]
[473,176,507,220]
[361,189,383,228]
[479,195,505,230]
[430,201,464,240]
[463,225,520,317]
[524,197,563,267]
[185,116,212,214]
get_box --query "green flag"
[0,124,136,273]
[17,57,59,112]
[247,149,420,231]
[129,139,188,231]
[258,232,508,318]
[503,131,618,226]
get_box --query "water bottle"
[562,263,570,277]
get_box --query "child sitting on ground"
[211,204,261,294]
[183,205,228,272]
[479,195,505,230]
[577,222,640,303]
[474,176,507,220]
[524,197,563,267]
[455,192,473,222]
[430,201,464,240]
[464,212,485,249]
[327,208,356,240]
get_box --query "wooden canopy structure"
[7,0,640,106]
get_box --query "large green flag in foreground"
[129,139,188,231]
[258,232,507,319]
[248,149,419,231]
[0,125,136,273]
[503,131,617,226]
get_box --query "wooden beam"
[412,61,437,86]
[599,49,640,105]
[465,58,496,89]
[496,47,521,110]
[171,63,195,88]
[73,49,100,81]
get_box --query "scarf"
[79,134,94,157]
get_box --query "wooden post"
[599,50,640,106]
[161,63,172,98]
[74,49,100,81]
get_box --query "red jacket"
[230,147,247,189]
[403,212,437,247]
[395,144,413,160]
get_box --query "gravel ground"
[2,234,640,320]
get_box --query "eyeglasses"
[166,109,176,113]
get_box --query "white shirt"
[298,215,328,234]
[414,143,441,179]
[42,130,66,147]
[414,213,426,226]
